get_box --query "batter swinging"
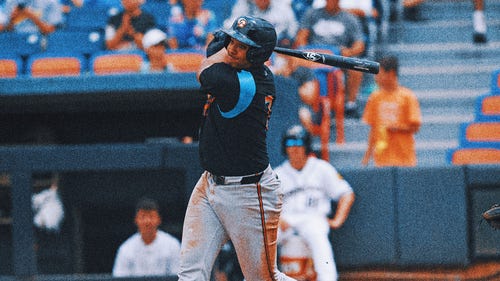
[177,16,296,281]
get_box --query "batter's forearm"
[330,192,355,228]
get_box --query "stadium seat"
[64,5,113,31]
[447,147,500,165]
[475,94,500,121]
[0,33,43,57]
[46,30,105,56]
[165,50,204,73]
[459,121,500,148]
[142,0,171,29]
[27,53,86,77]
[89,51,145,75]
[0,57,22,78]
[492,68,500,95]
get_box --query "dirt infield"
[339,261,500,281]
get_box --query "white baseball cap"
[142,28,167,49]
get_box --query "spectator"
[340,0,378,59]
[294,0,365,119]
[105,0,156,51]
[2,0,63,35]
[60,0,82,14]
[112,197,180,277]
[32,174,64,233]
[141,28,169,73]
[0,4,7,32]
[361,55,422,167]
[224,0,299,46]
[167,0,217,50]
[472,0,487,43]
[270,47,332,161]
[275,124,355,281]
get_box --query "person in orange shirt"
[361,55,422,167]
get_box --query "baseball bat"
[273,47,380,74]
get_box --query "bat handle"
[326,55,380,74]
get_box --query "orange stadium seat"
[448,147,500,165]
[165,50,204,73]
[476,94,500,121]
[459,121,500,147]
[0,57,22,78]
[90,51,145,75]
[27,54,85,77]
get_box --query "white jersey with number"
[275,156,353,281]
[112,230,181,277]
[275,156,353,227]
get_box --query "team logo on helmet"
[237,18,247,29]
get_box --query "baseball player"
[178,16,296,281]
[275,125,355,281]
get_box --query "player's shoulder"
[398,86,419,100]
[274,161,291,173]
[117,233,141,252]
[157,230,181,246]
[308,156,339,172]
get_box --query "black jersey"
[198,62,276,176]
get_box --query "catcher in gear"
[483,204,500,230]
[178,16,296,281]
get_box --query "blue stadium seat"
[203,0,235,27]
[0,33,43,57]
[142,0,171,29]
[46,30,105,56]
[492,68,500,95]
[64,5,113,31]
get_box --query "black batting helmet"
[222,16,277,65]
[281,125,312,156]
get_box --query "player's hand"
[206,30,228,57]
[328,218,343,229]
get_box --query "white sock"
[473,10,487,34]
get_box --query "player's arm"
[328,191,355,229]
[362,127,375,166]
[197,48,229,81]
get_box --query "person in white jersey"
[275,125,355,281]
[112,197,181,277]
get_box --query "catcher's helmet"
[282,125,312,156]
[222,16,277,64]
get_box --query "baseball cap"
[142,28,167,49]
